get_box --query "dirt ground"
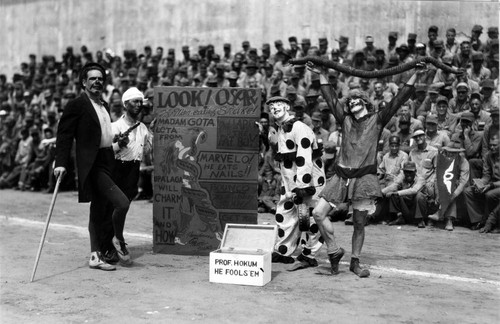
[1,189,499,323]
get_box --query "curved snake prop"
[289,56,464,78]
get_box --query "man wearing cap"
[100,87,153,263]
[432,54,458,87]
[425,114,450,150]
[266,96,326,268]
[297,38,311,59]
[311,111,330,144]
[481,108,499,159]
[387,31,398,57]
[379,135,409,192]
[454,111,484,161]
[471,25,485,52]
[374,48,387,70]
[327,70,349,100]
[409,128,438,175]
[384,161,425,226]
[221,43,233,65]
[54,63,131,271]
[307,60,424,277]
[435,95,458,137]
[407,33,418,56]
[286,85,306,109]
[337,36,353,61]
[467,53,491,83]
[449,82,471,113]
[289,72,307,98]
[480,79,499,113]
[363,36,376,58]
[464,134,500,230]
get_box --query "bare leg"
[351,209,366,259]
[312,198,339,254]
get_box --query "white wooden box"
[209,223,277,286]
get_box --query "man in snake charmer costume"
[307,61,425,277]
[267,96,326,269]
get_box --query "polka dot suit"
[272,119,326,258]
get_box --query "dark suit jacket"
[55,92,109,202]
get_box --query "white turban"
[122,87,144,105]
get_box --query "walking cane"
[30,174,62,282]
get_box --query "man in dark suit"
[54,63,130,271]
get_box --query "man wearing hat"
[101,87,153,264]
[266,96,326,269]
[434,95,458,137]
[449,82,471,113]
[337,36,353,61]
[54,63,131,271]
[467,52,492,83]
[480,79,499,113]
[409,128,438,176]
[407,33,418,56]
[363,36,376,58]
[379,135,409,193]
[384,161,425,226]
[387,31,398,56]
[471,24,485,52]
[481,107,499,158]
[311,111,330,144]
[307,60,424,277]
[428,134,469,231]
[425,114,450,150]
[464,134,500,231]
[454,111,483,160]
[298,38,311,59]
[432,54,457,86]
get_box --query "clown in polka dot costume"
[267,96,326,268]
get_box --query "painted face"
[269,101,289,121]
[83,69,104,96]
[349,98,365,114]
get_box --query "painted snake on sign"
[289,56,464,77]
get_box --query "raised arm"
[306,62,344,123]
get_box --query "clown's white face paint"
[269,101,290,123]
[349,98,365,114]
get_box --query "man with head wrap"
[101,87,153,264]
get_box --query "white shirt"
[111,116,152,161]
[90,99,113,148]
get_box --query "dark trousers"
[389,194,417,223]
[88,148,129,252]
[464,186,500,224]
[101,160,140,252]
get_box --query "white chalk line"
[0,215,152,242]
[2,215,500,287]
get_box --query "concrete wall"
[1,0,498,79]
